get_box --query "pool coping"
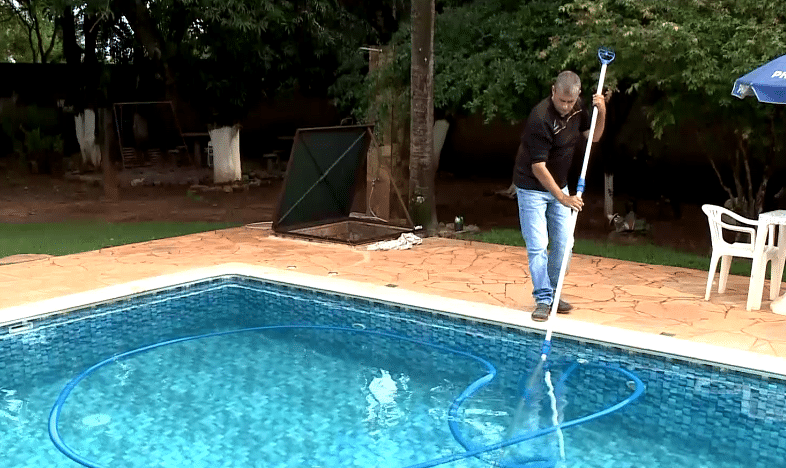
[2,262,785,379]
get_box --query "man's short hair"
[554,71,581,96]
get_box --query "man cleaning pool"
[513,70,606,322]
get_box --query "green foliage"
[329,45,374,121]
[0,0,63,63]
[461,227,756,276]
[558,0,786,136]
[1,105,63,161]
[0,7,33,62]
[434,0,572,121]
[348,28,412,131]
[21,127,64,153]
[333,0,786,133]
[332,0,576,126]
[167,0,359,125]
[7,126,64,167]
[328,5,414,144]
[554,0,786,216]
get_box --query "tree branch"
[756,107,784,216]
[732,145,744,207]
[8,0,38,62]
[30,2,45,62]
[43,16,60,62]
[6,0,30,24]
[708,155,735,201]
[59,6,82,65]
[740,138,754,215]
[755,170,770,216]
[117,0,165,62]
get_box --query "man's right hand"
[532,162,583,211]
[560,193,584,211]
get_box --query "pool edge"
[2,262,784,379]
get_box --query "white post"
[74,109,101,167]
[208,125,242,184]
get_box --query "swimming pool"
[2,273,785,467]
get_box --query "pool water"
[54,328,496,467]
[2,276,785,467]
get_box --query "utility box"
[272,125,413,245]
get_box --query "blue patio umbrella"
[732,54,786,104]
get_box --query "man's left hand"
[592,93,606,115]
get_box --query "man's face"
[551,85,579,117]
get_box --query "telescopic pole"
[541,47,616,355]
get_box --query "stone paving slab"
[1,226,785,361]
[0,254,53,265]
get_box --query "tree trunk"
[98,108,120,201]
[117,0,166,64]
[209,126,242,184]
[604,173,614,221]
[118,0,184,113]
[74,110,101,168]
[409,0,436,233]
[59,7,82,65]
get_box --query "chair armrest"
[719,208,760,228]
[719,221,756,239]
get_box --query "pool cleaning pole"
[542,46,616,347]
[539,47,615,463]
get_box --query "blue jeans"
[517,187,571,305]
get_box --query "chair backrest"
[701,204,757,248]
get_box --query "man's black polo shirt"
[513,97,591,192]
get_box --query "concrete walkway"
[2,226,785,363]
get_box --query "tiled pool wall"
[1,277,236,385]
[223,277,786,464]
[3,274,786,466]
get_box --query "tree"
[346,0,571,123]
[110,0,357,183]
[4,0,381,188]
[410,0,436,232]
[433,0,572,122]
[62,2,129,199]
[558,0,786,217]
[333,1,573,230]
[0,0,62,63]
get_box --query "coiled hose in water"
[49,326,643,468]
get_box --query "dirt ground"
[0,167,711,255]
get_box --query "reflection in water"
[113,360,133,387]
[1,389,23,421]
[364,369,409,435]
[1,388,28,436]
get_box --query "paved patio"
[2,226,786,370]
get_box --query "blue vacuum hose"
[49,326,642,468]
[407,361,644,468]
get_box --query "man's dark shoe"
[555,299,573,313]
[531,303,550,322]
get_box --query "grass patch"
[0,221,241,258]
[462,228,754,277]
[0,222,757,279]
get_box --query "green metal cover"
[273,125,373,231]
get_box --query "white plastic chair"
[702,204,779,301]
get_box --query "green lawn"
[0,221,241,258]
[0,222,752,278]
[461,228,754,277]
